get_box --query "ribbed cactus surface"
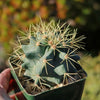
[11,20,85,90]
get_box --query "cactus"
[10,20,85,93]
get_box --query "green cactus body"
[11,20,85,93]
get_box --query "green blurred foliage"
[81,54,100,100]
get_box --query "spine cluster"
[11,20,85,91]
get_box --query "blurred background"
[0,0,100,100]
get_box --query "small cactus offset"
[10,20,85,93]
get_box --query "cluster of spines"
[10,20,85,91]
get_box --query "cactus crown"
[10,20,85,93]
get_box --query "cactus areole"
[9,20,87,100]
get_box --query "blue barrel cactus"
[10,20,85,94]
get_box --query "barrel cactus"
[10,20,85,94]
